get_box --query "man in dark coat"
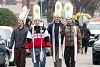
[47,1,63,67]
[9,6,29,67]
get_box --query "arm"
[9,29,15,49]
[25,31,32,49]
[77,27,82,49]
[47,24,52,34]
[88,29,91,38]
[44,29,51,47]
[60,25,66,35]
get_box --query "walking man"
[47,1,63,67]
[9,6,29,67]
[60,1,82,67]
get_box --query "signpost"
[40,0,44,20]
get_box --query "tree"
[70,0,100,17]
[46,0,57,23]
[46,0,100,22]
[0,8,17,26]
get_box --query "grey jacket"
[9,27,28,49]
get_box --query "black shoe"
[81,49,83,54]
[85,52,87,55]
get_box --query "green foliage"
[0,8,17,26]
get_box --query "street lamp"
[40,0,44,21]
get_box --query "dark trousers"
[0,64,5,67]
[51,46,62,67]
[64,46,75,67]
[14,49,26,67]
[54,59,62,67]
[82,39,89,53]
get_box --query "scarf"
[32,26,36,63]
[73,26,77,61]
[32,26,44,63]
[40,27,44,62]
[52,23,62,62]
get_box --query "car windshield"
[0,29,11,38]
[0,30,7,40]
[87,24,100,30]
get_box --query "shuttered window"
[6,0,16,5]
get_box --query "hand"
[26,49,30,53]
[40,30,43,33]
[9,49,12,52]
[34,31,36,34]
[46,47,51,52]
[64,22,67,26]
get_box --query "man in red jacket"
[25,4,51,67]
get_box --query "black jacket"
[80,23,91,40]
[47,21,64,46]
[27,26,50,43]
[9,26,28,49]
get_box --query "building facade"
[0,0,65,15]
[0,0,23,15]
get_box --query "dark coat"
[9,27,28,49]
[47,21,64,46]
[80,23,91,40]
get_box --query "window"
[0,0,3,4]
[6,0,16,5]
[87,24,100,30]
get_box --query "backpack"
[82,30,89,40]
[82,32,85,39]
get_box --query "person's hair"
[82,23,87,28]
[26,18,32,25]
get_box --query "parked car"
[0,26,15,66]
[87,22,100,46]
[92,39,100,65]
[0,38,7,67]
[0,30,10,67]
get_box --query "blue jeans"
[30,48,46,67]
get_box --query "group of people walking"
[8,1,91,67]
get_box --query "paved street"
[10,47,100,67]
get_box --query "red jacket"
[25,26,51,49]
